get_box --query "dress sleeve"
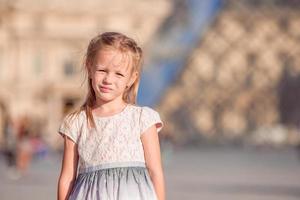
[139,106,164,135]
[58,113,80,144]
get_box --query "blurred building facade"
[0,0,171,148]
[1,0,299,149]
[157,0,300,146]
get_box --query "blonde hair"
[68,32,143,130]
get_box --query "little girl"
[57,32,165,200]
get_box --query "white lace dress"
[58,104,164,200]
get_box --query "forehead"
[94,49,131,71]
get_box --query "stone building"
[157,0,300,146]
[0,0,171,148]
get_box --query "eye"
[97,69,105,72]
[116,73,124,77]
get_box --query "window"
[63,60,76,77]
[0,53,2,77]
[63,97,80,115]
[33,53,43,75]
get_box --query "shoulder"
[58,109,85,143]
[130,104,157,112]
[141,106,160,118]
[128,104,159,117]
[133,105,160,120]
[130,104,163,133]
[61,109,85,126]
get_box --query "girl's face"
[89,49,137,103]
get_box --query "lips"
[100,86,112,90]
[100,86,112,92]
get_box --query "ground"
[0,146,300,200]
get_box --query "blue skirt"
[68,162,158,200]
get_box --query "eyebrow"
[95,64,105,68]
[95,65,127,73]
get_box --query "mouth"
[100,86,112,93]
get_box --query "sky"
[137,0,223,106]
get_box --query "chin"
[97,94,115,102]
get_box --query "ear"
[87,66,93,79]
[128,71,138,87]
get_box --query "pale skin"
[141,124,166,200]
[57,49,165,200]
[57,136,78,200]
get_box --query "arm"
[57,135,79,200]
[141,125,166,200]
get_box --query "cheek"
[92,74,104,83]
[91,75,101,88]
[90,79,97,91]
[116,79,129,87]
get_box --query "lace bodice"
[58,104,163,171]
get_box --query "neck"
[93,98,127,113]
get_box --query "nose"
[103,73,113,84]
